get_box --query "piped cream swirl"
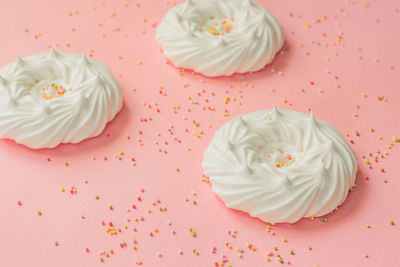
[0,50,123,149]
[156,0,284,77]
[202,108,357,223]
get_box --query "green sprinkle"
[109,205,113,210]
[95,195,100,200]
[37,210,42,216]
[390,220,395,225]
[290,250,294,255]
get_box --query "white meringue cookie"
[156,0,284,77]
[0,50,123,149]
[202,108,357,223]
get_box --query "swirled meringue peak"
[202,108,357,224]
[0,50,123,149]
[156,0,284,77]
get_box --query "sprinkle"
[189,228,197,237]
[95,195,100,200]
[37,211,42,216]
[17,200,22,206]
[390,220,395,225]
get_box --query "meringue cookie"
[0,50,123,149]
[156,0,284,77]
[202,108,357,223]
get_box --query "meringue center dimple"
[29,79,71,100]
[266,150,296,168]
[202,17,234,36]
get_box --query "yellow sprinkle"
[362,2,369,9]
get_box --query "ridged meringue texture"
[156,0,284,77]
[202,108,357,224]
[0,50,123,149]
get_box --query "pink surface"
[0,0,399,266]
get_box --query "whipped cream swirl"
[0,50,123,149]
[156,0,284,77]
[202,108,357,223]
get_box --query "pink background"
[1,0,399,266]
